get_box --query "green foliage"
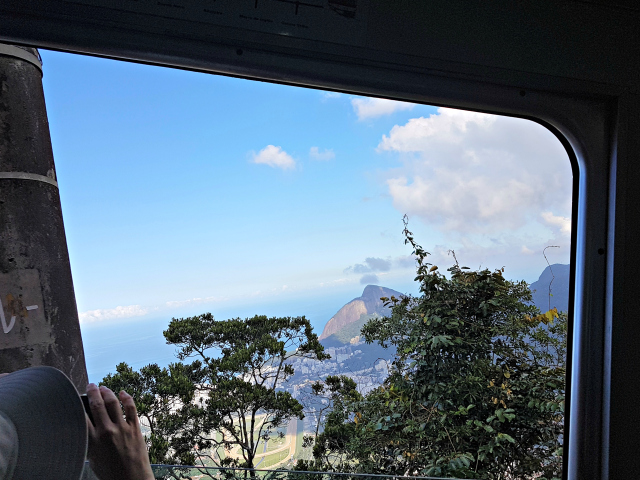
[311,219,566,479]
[102,361,203,465]
[102,314,329,473]
[295,375,362,472]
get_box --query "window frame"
[0,5,629,478]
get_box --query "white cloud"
[351,97,414,120]
[79,305,149,324]
[323,92,342,99]
[251,145,296,170]
[378,108,495,153]
[360,273,380,285]
[541,212,571,236]
[345,257,392,274]
[378,107,572,234]
[343,255,417,286]
[395,255,417,268]
[420,235,570,283]
[80,294,231,324]
[309,147,335,161]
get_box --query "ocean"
[79,289,372,383]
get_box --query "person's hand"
[85,383,155,480]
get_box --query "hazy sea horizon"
[80,287,396,383]
[79,266,551,384]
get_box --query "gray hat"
[0,366,87,479]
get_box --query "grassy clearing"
[265,436,285,452]
[265,427,287,452]
[260,449,290,468]
[294,420,313,462]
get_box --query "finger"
[119,390,140,428]
[100,386,124,424]
[86,412,95,434]
[86,383,113,429]
[85,411,97,454]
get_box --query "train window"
[41,48,573,478]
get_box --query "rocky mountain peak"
[318,285,404,342]
[529,264,570,313]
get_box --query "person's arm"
[85,383,155,480]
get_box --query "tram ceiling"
[0,0,637,97]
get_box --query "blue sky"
[39,50,572,380]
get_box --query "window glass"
[42,50,572,478]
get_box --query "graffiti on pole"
[0,269,51,351]
[1,295,38,333]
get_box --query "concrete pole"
[0,44,88,390]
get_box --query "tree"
[101,361,201,466]
[295,375,362,469]
[313,220,566,480]
[103,313,329,475]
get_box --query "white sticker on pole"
[0,270,51,350]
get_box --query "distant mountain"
[317,266,570,350]
[319,285,403,345]
[529,264,570,313]
[293,285,399,394]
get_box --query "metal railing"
[149,465,469,480]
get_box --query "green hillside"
[328,312,382,344]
